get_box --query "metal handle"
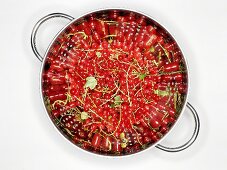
[156,102,200,152]
[31,13,74,62]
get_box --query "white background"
[0,0,227,169]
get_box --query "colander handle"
[31,13,74,62]
[155,102,200,152]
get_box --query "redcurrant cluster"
[42,10,187,155]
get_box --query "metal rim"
[32,8,198,157]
